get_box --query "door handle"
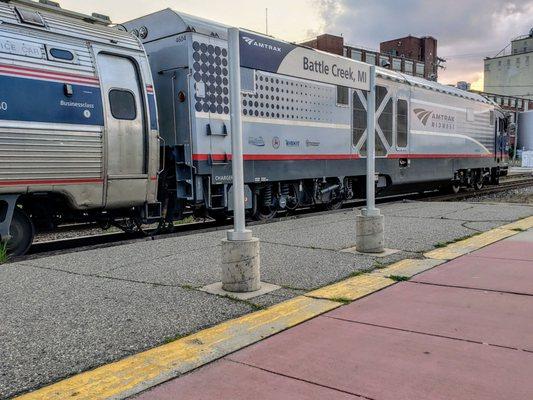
[157,136,165,175]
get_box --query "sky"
[58,0,533,90]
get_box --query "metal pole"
[355,64,383,253]
[513,114,519,165]
[227,27,252,241]
[265,8,268,35]
[364,65,378,216]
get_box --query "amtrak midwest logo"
[414,108,456,131]
[242,36,282,52]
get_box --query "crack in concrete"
[324,315,529,353]
[225,358,375,400]
[14,262,183,288]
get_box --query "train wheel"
[473,179,484,191]
[253,206,277,221]
[326,198,344,211]
[450,183,461,194]
[6,208,34,256]
[252,188,277,221]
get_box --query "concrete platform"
[135,230,533,400]
[2,201,532,399]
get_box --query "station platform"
[3,200,533,399]
[135,229,533,400]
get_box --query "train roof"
[123,8,229,41]
[375,68,492,104]
[125,9,493,105]
[0,0,142,51]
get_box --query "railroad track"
[424,176,533,202]
[13,175,533,262]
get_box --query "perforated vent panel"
[192,41,230,115]
[241,71,337,122]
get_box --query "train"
[0,0,161,255]
[124,10,508,220]
[0,2,509,255]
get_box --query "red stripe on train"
[192,154,361,161]
[0,178,104,186]
[193,153,494,161]
[387,153,494,159]
[0,63,100,84]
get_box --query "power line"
[442,50,500,59]
[484,85,533,88]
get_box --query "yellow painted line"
[306,274,394,301]
[373,258,445,278]
[14,296,340,400]
[500,216,533,231]
[424,228,518,260]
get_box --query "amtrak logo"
[414,108,456,131]
[414,108,433,126]
[242,36,282,52]
[248,136,265,147]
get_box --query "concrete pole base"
[221,237,261,293]
[356,213,385,253]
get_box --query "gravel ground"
[467,185,533,204]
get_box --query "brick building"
[380,35,439,79]
[301,33,441,80]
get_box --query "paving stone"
[227,317,533,400]
[412,255,533,295]
[328,282,533,351]
[133,359,361,400]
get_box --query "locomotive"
[0,3,509,256]
[124,9,508,222]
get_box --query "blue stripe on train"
[147,93,158,130]
[0,74,104,126]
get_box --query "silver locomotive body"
[128,10,508,221]
[0,0,160,254]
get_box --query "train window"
[376,86,387,106]
[47,47,76,62]
[490,110,495,126]
[379,97,393,147]
[352,91,367,147]
[109,90,137,120]
[15,7,45,27]
[397,99,408,147]
[337,86,349,106]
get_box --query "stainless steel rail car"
[0,0,160,255]
[125,10,509,222]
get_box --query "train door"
[97,52,149,207]
[494,113,506,162]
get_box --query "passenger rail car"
[0,0,160,255]
[125,10,508,221]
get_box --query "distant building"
[456,81,471,91]
[300,33,439,80]
[484,28,533,100]
[380,35,441,80]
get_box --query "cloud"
[313,0,533,85]
[56,0,322,42]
